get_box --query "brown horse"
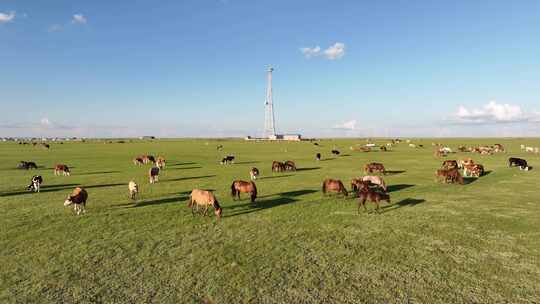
[436,168,464,184]
[322,179,348,197]
[188,189,222,219]
[284,160,296,171]
[442,160,458,170]
[364,163,386,174]
[272,161,286,172]
[231,180,257,202]
[358,190,390,214]
[350,178,371,194]
[360,176,387,192]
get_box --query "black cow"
[331,150,340,156]
[18,161,38,170]
[316,153,321,161]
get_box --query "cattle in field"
[133,157,144,165]
[128,181,139,200]
[27,175,43,192]
[250,167,259,180]
[380,146,387,152]
[494,144,505,153]
[64,187,88,215]
[525,147,534,153]
[140,155,155,164]
[54,164,71,176]
[272,161,286,172]
[322,179,348,197]
[188,189,222,219]
[149,167,160,183]
[364,163,386,175]
[436,168,464,184]
[508,157,530,170]
[221,155,235,165]
[357,190,390,214]
[41,143,50,149]
[316,153,321,161]
[463,164,485,177]
[331,150,340,156]
[18,161,38,170]
[442,160,458,170]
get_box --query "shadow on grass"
[386,184,415,192]
[168,162,197,166]
[164,175,216,182]
[234,161,260,165]
[0,183,81,197]
[463,170,492,184]
[223,189,317,217]
[258,174,294,180]
[385,170,406,175]
[166,166,202,171]
[296,167,321,172]
[77,171,120,176]
[381,198,426,213]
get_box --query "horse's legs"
[203,205,209,216]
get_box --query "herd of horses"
[14,142,534,218]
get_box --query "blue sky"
[1,0,539,137]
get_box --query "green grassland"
[1,138,540,303]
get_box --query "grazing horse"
[272,161,286,172]
[231,180,257,202]
[284,160,296,171]
[27,175,43,192]
[357,190,390,214]
[350,178,371,194]
[360,176,387,192]
[364,163,386,175]
[436,168,464,184]
[221,155,235,165]
[442,160,458,170]
[64,187,88,215]
[463,164,485,177]
[156,156,166,169]
[322,179,348,197]
[149,167,160,183]
[18,161,38,170]
[128,180,139,200]
[188,189,222,219]
[508,157,529,170]
[54,164,71,176]
[250,167,260,180]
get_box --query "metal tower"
[264,66,276,137]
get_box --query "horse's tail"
[230,182,237,197]
[250,182,257,202]
[322,180,327,194]
[213,199,221,211]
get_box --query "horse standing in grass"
[272,161,286,172]
[358,190,391,214]
[322,179,348,197]
[231,180,257,202]
[188,189,222,219]
[436,168,464,184]
[364,163,386,175]
[360,176,387,192]
[351,178,371,194]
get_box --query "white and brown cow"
[54,164,71,176]
[128,180,139,199]
[64,187,88,215]
[149,167,160,184]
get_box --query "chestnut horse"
[231,180,257,202]
[351,178,371,194]
[358,190,390,214]
[322,179,348,197]
[360,176,387,192]
[436,168,464,184]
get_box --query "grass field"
[1,138,540,303]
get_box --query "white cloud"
[300,42,346,60]
[300,46,321,58]
[333,119,357,130]
[40,118,52,126]
[324,42,345,60]
[72,14,87,24]
[0,11,16,23]
[455,101,529,123]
